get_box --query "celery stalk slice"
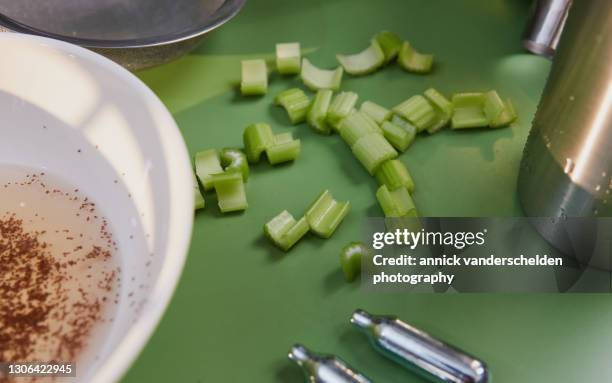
[381,120,415,152]
[301,58,343,91]
[391,115,418,137]
[264,210,309,251]
[193,173,205,211]
[340,242,371,282]
[307,89,334,134]
[424,88,453,134]
[339,111,381,146]
[360,101,391,125]
[220,148,249,181]
[243,123,275,163]
[483,90,506,123]
[276,42,301,75]
[275,88,311,124]
[450,93,488,129]
[336,40,385,76]
[375,159,415,193]
[393,95,437,132]
[328,92,358,129]
[306,190,350,238]
[374,31,402,63]
[241,59,268,96]
[210,172,248,213]
[195,149,224,191]
[266,133,301,165]
[351,133,398,175]
[398,41,433,74]
[376,184,418,217]
[490,99,517,128]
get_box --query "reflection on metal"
[522,0,572,58]
[288,344,372,383]
[519,0,612,259]
[351,309,489,383]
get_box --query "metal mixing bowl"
[0,0,246,71]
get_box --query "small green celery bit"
[451,93,488,129]
[376,184,418,217]
[266,132,301,165]
[360,101,391,125]
[276,42,301,75]
[336,39,385,75]
[264,210,309,251]
[491,98,517,128]
[220,148,249,181]
[391,115,418,136]
[210,172,248,213]
[328,92,359,129]
[307,89,333,134]
[306,190,350,238]
[423,88,453,134]
[398,41,433,74]
[241,59,268,96]
[374,31,402,63]
[338,111,381,146]
[351,133,398,175]
[381,121,414,152]
[195,149,224,191]
[275,88,311,124]
[243,123,275,163]
[393,95,436,132]
[375,159,415,193]
[340,242,371,282]
[193,173,205,211]
[301,58,343,91]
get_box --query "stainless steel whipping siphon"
[350,309,489,383]
[288,344,373,383]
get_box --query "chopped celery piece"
[360,101,391,125]
[220,148,249,181]
[351,133,398,175]
[376,184,418,217]
[374,31,402,63]
[398,41,433,74]
[241,59,268,96]
[301,58,343,91]
[340,242,371,282]
[275,88,311,124]
[490,98,517,128]
[210,172,248,213]
[195,149,223,191]
[391,115,418,137]
[328,92,359,129]
[393,95,436,132]
[306,190,350,238]
[276,42,301,75]
[243,123,275,163]
[193,174,205,211]
[336,39,385,75]
[307,89,333,134]
[424,88,453,134]
[266,133,301,165]
[264,210,309,251]
[451,93,488,129]
[381,120,414,152]
[483,90,506,123]
[375,159,415,193]
[338,111,380,146]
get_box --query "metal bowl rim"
[0,0,247,49]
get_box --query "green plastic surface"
[124,0,612,382]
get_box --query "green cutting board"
[124,0,612,382]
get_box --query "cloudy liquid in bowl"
[0,165,120,378]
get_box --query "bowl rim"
[0,0,247,49]
[0,32,194,382]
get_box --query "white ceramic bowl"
[0,33,193,382]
